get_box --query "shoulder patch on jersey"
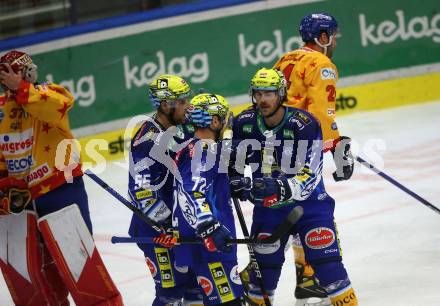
[320,68,337,80]
[293,111,312,125]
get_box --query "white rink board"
[1,101,440,305]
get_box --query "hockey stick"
[232,197,272,306]
[111,205,303,245]
[356,156,440,215]
[84,169,164,232]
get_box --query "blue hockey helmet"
[299,12,338,43]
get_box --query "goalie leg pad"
[0,211,68,305]
[38,204,123,306]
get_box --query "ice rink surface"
[1,101,440,305]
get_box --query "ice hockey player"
[229,68,357,306]
[128,74,204,305]
[173,92,244,305]
[273,12,355,305]
[0,50,122,305]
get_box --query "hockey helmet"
[187,93,231,128]
[299,12,338,43]
[148,74,192,108]
[249,68,287,100]
[0,50,38,83]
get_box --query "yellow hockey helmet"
[249,68,287,100]
[148,74,191,108]
[187,93,230,128]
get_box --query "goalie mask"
[0,50,38,84]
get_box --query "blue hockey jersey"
[128,116,194,237]
[232,106,330,222]
[173,139,237,265]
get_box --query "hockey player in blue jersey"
[127,74,202,305]
[229,68,358,306]
[173,93,244,305]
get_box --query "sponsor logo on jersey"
[197,276,213,296]
[293,111,311,125]
[243,124,253,134]
[327,108,336,115]
[26,163,51,184]
[283,129,294,139]
[305,227,336,249]
[320,68,337,80]
[209,262,235,302]
[135,189,153,199]
[174,262,188,273]
[230,265,242,285]
[254,233,281,254]
[155,248,175,288]
[0,130,34,154]
[146,257,157,277]
[6,155,33,172]
[239,112,254,119]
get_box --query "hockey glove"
[196,218,233,253]
[249,177,292,208]
[139,199,172,225]
[230,176,251,201]
[332,136,354,182]
[0,177,31,215]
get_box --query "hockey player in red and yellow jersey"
[273,13,355,306]
[0,50,123,306]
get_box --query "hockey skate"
[294,263,331,306]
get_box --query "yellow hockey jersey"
[273,47,340,151]
[0,81,83,199]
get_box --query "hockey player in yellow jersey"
[0,50,123,306]
[273,13,355,306]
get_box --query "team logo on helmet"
[299,12,338,42]
[148,74,191,108]
[249,68,287,99]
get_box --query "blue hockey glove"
[332,136,354,182]
[196,218,233,253]
[230,176,251,201]
[249,177,292,207]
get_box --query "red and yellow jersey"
[273,47,340,151]
[0,81,83,199]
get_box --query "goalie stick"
[84,169,164,233]
[111,206,303,245]
[232,197,272,306]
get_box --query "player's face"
[327,31,337,59]
[173,98,189,124]
[254,90,279,117]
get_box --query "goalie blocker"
[0,205,122,306]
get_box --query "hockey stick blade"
[112,205,303,245]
